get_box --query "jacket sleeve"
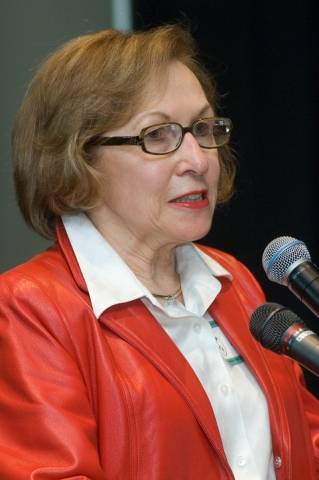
[0,272,107,480]
[292,361,319,475]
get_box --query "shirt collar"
[62,213,232,318]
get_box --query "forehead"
[134,61,210,123]
[151,61,205,101]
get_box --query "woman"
[0,25,319,480]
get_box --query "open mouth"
[170,191,207,203]
[173,193,203,203]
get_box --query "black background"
[133,0,319,396]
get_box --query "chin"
[175,221,213,245]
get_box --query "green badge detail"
[209,319,244,365]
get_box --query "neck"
[87,211,181,295]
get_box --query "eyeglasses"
[87,117,232,155]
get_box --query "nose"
[175,132,211,176]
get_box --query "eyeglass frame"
[85,117,232,155]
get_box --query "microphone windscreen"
[262,236,311,284]
[249,302,304,353]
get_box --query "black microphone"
[262,236,319,318]
[250,302,319,377]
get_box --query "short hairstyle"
[12,24,236,240]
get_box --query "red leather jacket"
[1,221,319,479]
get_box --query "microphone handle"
[283,324,319,376]
[288,262,319,318]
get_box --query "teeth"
[174,194,203,203]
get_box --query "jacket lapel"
[99,300,230,460]
[208,276,292,477]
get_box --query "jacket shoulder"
[0,243,69,288]
[0,242,90,321]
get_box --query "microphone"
[262,236,319,318]
[250,302,319,377]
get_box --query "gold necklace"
[151,286,182,301]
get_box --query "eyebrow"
[198,104,214,117]
[137,111,172,123]
[136,104,213,126]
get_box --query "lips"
[169,190,209,209]
[170,190,207,203]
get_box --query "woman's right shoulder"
[0,242,92,336]
[0,242,82,312]
[0,243,67,289]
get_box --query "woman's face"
[91,61,220,250]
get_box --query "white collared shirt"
[62,213,276,480]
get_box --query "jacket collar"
[99,298,233,475]
[56,217,88,291]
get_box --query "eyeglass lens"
[143,118,230,154]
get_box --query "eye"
[145,125,178,140]
[145,127,164,139]
[143,124,181,154]
[213,125,228,136]
[193,121,210,136]
[145,127,167,140]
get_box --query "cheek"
[209,156,221,186]
[93,151,161,222]
[103,165,166,217]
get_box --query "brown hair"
[12,24,236,240]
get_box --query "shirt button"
[219,384,229,396]
[235,455,246,467]
[193,322,202,334]
[274,456,282,468]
